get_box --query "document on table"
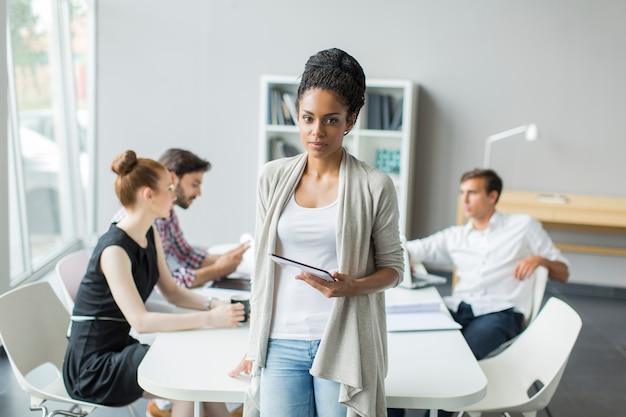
[386,300,461,332]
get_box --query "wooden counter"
[457,190,626,257]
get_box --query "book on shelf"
[382,94,392,130]
[269,89,280,125]
[268,88,298,126]
[270,137,301,160]
[267,89,274,124]
[281,99,294,125]
[367,92,383,130]
[274,89,285,125]
[368,92,402,130]
[282,92,298,124]
[389,97,403,131]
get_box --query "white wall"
[96,0,626,287]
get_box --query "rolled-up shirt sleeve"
[406,228,455,266]
[156,211,208,287]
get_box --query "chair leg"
[31,404,87,417]
[30,405,48,417]
[47,408,89,417]
[126,403,140,417]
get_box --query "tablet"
[268,253,334,282]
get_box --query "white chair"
[484,265,549,359]
[0,281,139,417]
[525,265,549,327]
[55,249,91,311]
[448,296,582,417]
[56,248,173,315]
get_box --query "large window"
[7,0,95,285]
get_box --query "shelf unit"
[258,75,418,235]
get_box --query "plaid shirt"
[112,208,207,287]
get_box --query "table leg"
[428,409,437,417]
[194,401,201,417]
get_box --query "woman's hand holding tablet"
[268,253,335,282]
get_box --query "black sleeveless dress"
[63,224,159,406]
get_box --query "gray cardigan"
[244,150,404,417]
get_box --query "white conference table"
[138,286,486,417]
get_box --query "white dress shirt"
[406,211,568,319]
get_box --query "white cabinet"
[258,75,417,235]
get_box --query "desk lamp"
[483,123,539,168]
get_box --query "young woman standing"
[231,48,404,417]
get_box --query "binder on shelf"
[269,88,280,125]
[269,137,301,160]
[382,94,392,130]
[282,92,298,124]
[282,141,300,157]
[367,93,383,130]
[269,87,298,126]
[267,89,274,124]
[274,90,285,125]
[389,97,403,131]
[270,137,284,159]
[281,99,294,125]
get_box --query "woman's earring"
[344,131,349,136]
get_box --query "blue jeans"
[260,339,347,417]
[451,302,524,360]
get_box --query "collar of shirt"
[462,211,502,238]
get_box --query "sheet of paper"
[386,299,442,314]
[387,311,462,332]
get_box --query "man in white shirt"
[388,169,569,417]
[409,169,570,358]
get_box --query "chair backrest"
[477,297,582,413]
[480,265,550,359]
[0,281,109,415]
[526,265,549,326]
[55,248,91,309]
[0,281,71,394]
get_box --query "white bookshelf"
[258,75,418,235]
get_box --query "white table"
[138,286,486,417]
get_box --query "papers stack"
[386,300,461,332]
[386,300,442,314]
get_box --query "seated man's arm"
[190,243,249,288]
[406,229,454,267]
[513,256,569,283]
[516,217,570,283]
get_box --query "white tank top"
[270,195,338,340]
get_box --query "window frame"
[6,0,96,286]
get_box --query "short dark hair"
[296,48,366,118]
[158,148,211,178]
[460,168,503,203]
